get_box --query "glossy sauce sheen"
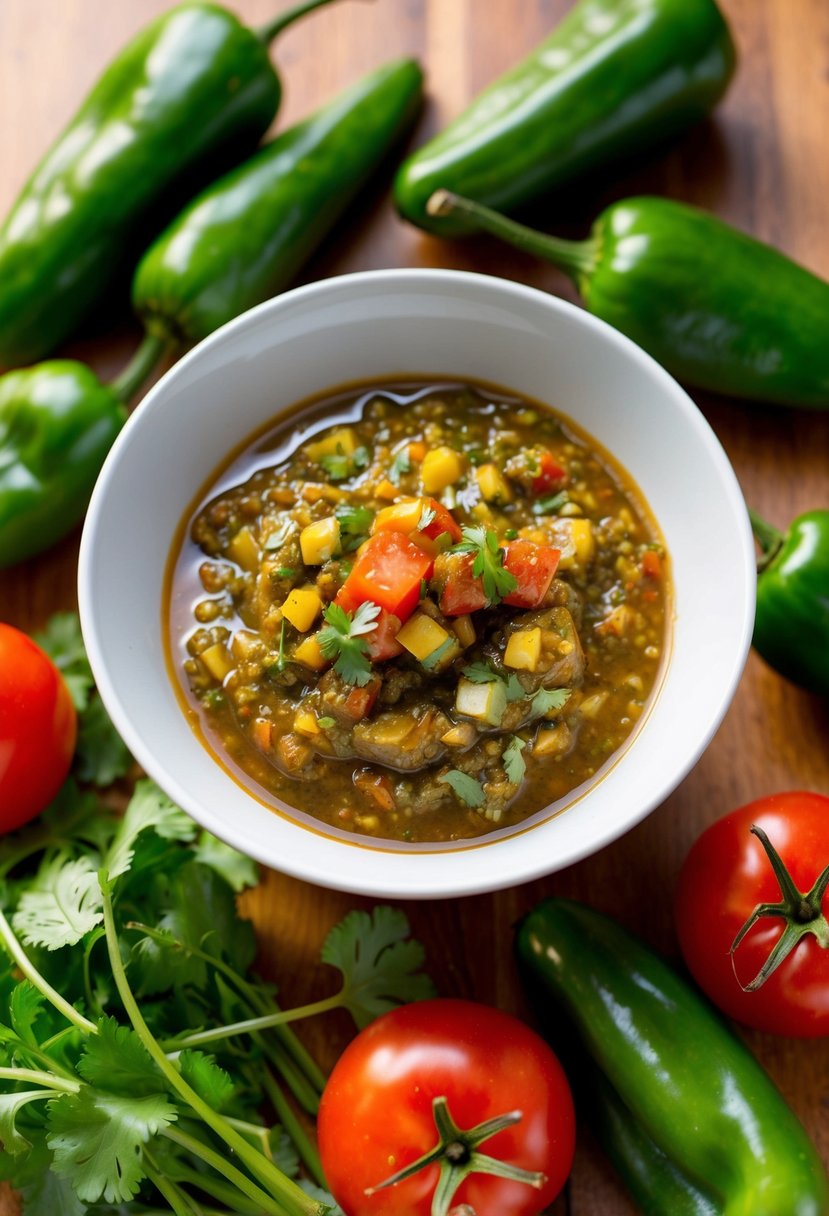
[167,379,669,845]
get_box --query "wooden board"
[1,1,828,1212]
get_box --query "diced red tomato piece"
[533,451,568,495]
[342,678,381,721]
[339,532,432,623]
[433,552,488,616]
[365,609,404,661]
[641,549,662,580]
[503,540,561,608]
[419,498,462,544]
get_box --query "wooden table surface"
[2,1,828,1212]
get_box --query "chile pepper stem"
[111,333,167,403]
[427,190,597,281]
[257,0,347,45]
[748,508,784,569]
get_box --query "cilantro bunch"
[0,617,435,1216]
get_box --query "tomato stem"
[365,1095,547,1216]
[729,825,829,992]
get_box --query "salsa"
[168,380,669,844]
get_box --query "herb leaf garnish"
[503,736,527,784]
[318,601,380,686]
[452,526,517,605]
[388,447,411,485]
[438,769,486,808]
[530,687,571,720]
[533,490,569,516]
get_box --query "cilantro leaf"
[503,736,527,784]
[533,490,569,516]
[47,1089,177,1203]
[0,1088,52,1155]
[506,673,525,701]
[452,526,517,605]
[530,687,572,720]
[417,503,437,531]
[318,716,336,729]
[8,1137,85,1216]
[319,451,352,481]
[13,856,103,951]
[34,613,93,711]
[10,981,47,1046]
[179,1049,235,1113]
[461,661,502,684]
[105,779,196,884]
[420,637,457,671]
[318,601,380,687]
[336,504,374,536]
[74,695,132,787]
[439,769,486,808]
[388,447,411,484]
[191,830,259,893]
[300,1180,346,1215]
[321,907,436,1030]
[76,1017,162,1097]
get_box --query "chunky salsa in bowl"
[168,378,669,845]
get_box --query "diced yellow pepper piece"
[293,634,327,671]
[281,586,322,632]
[375,478,398,501]
[475,463,512,505]
[504,627,542,672]
[201,642,234,682]
[227,525,260,571]
[396,613,450,662]
[372,499,423,535]
[304,427,357,462]
[570,518,594,565]
[452,614,476,649]
[294,709,320,737]
[455,677,507,727]
[300,517,341,565]
[421,446,463,494]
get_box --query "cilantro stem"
[0,1066,80,1092]
[158,992,343,1052]
[100,880,323,1216]
[129,920,325,1102]
[263,1067,326,1188]
[168,1158,266,1216]
[3,1034,79,1082]
[144,1149,203,1216]
[161,1125,287,1216]
[0,907,96,1034]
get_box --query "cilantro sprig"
[452,526,517,605]
[318,601,380,686]
[503,736,527,784]
[438,769,485,808]
[388,447,411,485]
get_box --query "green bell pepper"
[0,362,128,568]
[750,509,829,696]
[131,57,423,348]
[426,192,829,408]
[0,0,346,368]
[394,0,735,234]
[516,899,829,1216]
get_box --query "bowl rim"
[79,267,756,898]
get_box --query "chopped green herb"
[318,716,336,729]
[504,528,519,540]
[262,519,296,550]
[419,578,429,600]
[352,445,371,471]
[319,451,352,481]
[388,447,411,485]
[417,504,437,531]
[466,448,487,466]
[506,673,525,702]
[420,637,456,671]
[336,504,374,536]
[503,736,527,784]
[318,601,380,686]
[461,660,502,684]
[533,490,569,516]
[438,770,486,809]
[452,525,518,605]
[529,687,572,720]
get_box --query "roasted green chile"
[751,509,829,696]
[0,363,126,568]
[0,0,343,367]
[516,899,829,1216]
[427,192,829,408]
[132,58,423,347]
[395,0,735,234]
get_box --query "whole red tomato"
[0,623,76,832]
[318,998,575,1216]
[675,792,829,1037]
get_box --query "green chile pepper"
[427,192,829,408]
[516,899,829,1216]
[131,57,423,348]
[0,0,345,368]
[0,363,127,568]
[750,509,829,696]
[394,0,735,235]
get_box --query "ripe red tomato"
[0,623,77,832]
[675,792,829,1037]
[318,998,575,1216]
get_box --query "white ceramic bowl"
[79,269,754,899]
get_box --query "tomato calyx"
[365,1094,547,1216]
[730,825,829,991]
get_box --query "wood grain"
[1,2,828,1213]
